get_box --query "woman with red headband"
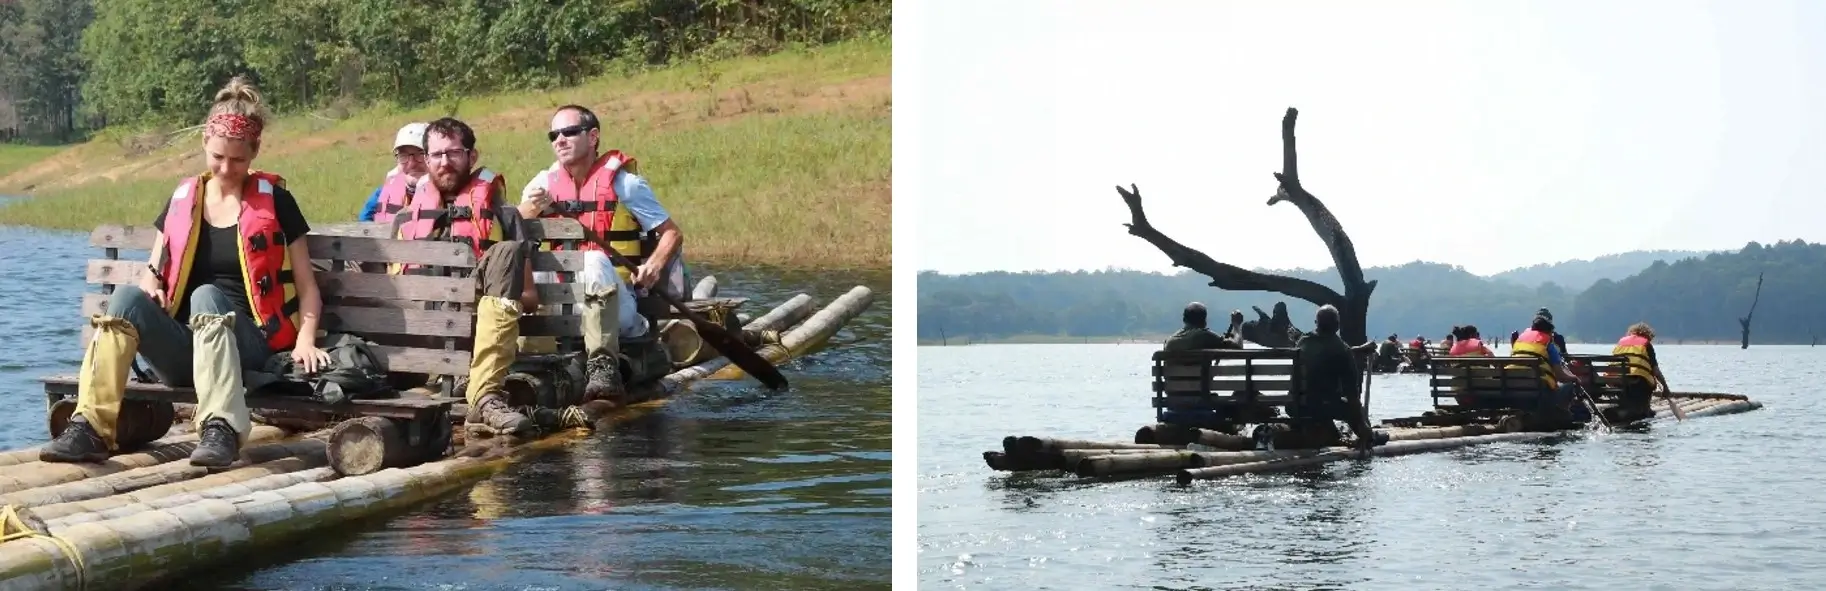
[42,76,329,467]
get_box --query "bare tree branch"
[1118,184,1345,308]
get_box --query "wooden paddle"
[1654,368,1685,421]
[573,226,788,390]
[1572,380,1614,432]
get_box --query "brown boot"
[465,393,532,438]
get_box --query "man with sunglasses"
[518,105,687,402]
[360,122,429,223]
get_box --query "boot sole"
[39,451,109,463]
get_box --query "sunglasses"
[548,124,594,142]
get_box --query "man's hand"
[519,187,552,219]
[633,262,662,289]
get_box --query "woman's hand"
[138,273,169,308]
[291,344,332,374]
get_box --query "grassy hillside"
[0,38,890,268]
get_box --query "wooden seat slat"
[1151,378,1294,393]
[1154,394,1296,409]
[41,375,451,421]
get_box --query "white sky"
[914,0,1826,276]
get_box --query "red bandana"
[206,113,263,141]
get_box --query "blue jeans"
[1549,383,1591,422]
[106,285,274,385]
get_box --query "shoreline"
[0,39,890,269]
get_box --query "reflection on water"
[0,226,891,589]
[921,343,1822,590]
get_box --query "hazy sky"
[915,0,1826,276]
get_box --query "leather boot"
[581,283,625,402]
[68,315,139,454]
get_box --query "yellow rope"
[0,504,86,589]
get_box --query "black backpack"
[261,332,396,404]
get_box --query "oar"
[1654,368,1685,421]
[574,226,789,390]
[1572,381,1613,432]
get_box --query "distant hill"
[1488,250,1717,292]
[918,241,1816,344]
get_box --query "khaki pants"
[74,285,269,450]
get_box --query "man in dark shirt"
[1295,305,1378,450]
[1162,303,1244,351]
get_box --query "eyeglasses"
[548,124,594,142]
[394,150,426,162]
[428,149,470,162]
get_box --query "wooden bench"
[1427,356,1554,415]
[1566,354,1631,404]
[1152,349,1303,426]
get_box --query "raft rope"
[0,504,87,589]
[559,406,591,429]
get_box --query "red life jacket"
[543,151,651,273]
[159,171,301,352]
[373,169,415,224]
[392,168,504,272]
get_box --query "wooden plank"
[89,261,479,305]
[91,225,158,250]
[41,376,452,420]
[316,272,475,303]
[372,346,471,376]
[306,236,476,267]
[1152,378,1293,393]
[518,314,584,337]
[530,251,584,273]
[1438,366,1542,379]
[1433,356,1547,366]
[1152,394,1296,409]
[1154,349,1296,362]
[322,305,472,337]
[1430,377,1545,390]
[1153,363,1296,378]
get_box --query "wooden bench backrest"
[1150,349,1302,416]
[1567,354,1630,389]
[82,220,605,377]
[1428,356,1549,408]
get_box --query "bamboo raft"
[985,392,1761,485]
[0,281,877,589]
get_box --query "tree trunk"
[1116,107,1378,347]
[1739,272,1763,349]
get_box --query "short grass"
[0,145,61,179]
[0,38,890,268]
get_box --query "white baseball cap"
[393,123,428,150]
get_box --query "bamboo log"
[0,436,327,511]
[1074,450,1204,478]
[1679,399,1761,419]
[692,275,719,300]
[0,289,882,588]
[1176,431,1561,483]
[41,466,338,530]
[1133,424,1254,450]
[1016,437,1172,455]
[0,429,194,469]
[325,417,417,476]
[0,425,288,494]
[657,293,819,390]
[1382,425,1493,441]
[26,455,331,525]
[982,451,1056,472]
[0,453,510,587]
[703,286,874,382]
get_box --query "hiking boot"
[190,418,241,467]
[583,353,625,402]
[465,393,532,437]
[40,415,109,463]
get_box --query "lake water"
[0,223,893,590]
[918,342,1820,590]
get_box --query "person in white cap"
[358,122,429,223]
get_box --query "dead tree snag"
[1117,107,1378,346]
[1739,272,1763,349]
